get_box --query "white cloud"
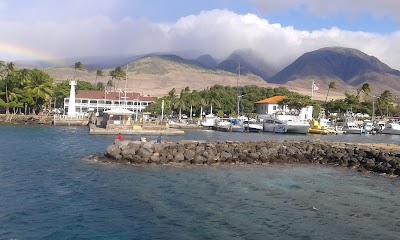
[1,9,400,71]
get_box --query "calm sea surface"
[1,125,400,239]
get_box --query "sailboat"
[232,62,245,133]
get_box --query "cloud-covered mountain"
[20,46,400,96]
[216,49,277,80]
[268,47,400,90]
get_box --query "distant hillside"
[217,49,277,80]
[195,54,218,69]
[269,47,400,84]
[46,55,273,98]
[267,47,400,95]
[25,47,400,100]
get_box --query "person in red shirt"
[117,133,123,141]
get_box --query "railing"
[53,114,88,120]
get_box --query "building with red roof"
[63,90,155,115]
[254,95,313,120]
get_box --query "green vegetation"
[1,59,398,118]
[0,61,103,114]
[108,66,126,91]
[146,82,400,119]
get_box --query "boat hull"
[382,123,400,135]
[287,124,310,134]
[263,123,288,133]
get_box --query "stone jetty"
[90,140,400,177]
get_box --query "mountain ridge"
[15,47,400,98]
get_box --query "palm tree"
[24,69,54,114]
[356,83,371,99]
[74,62,85,80]
[175,93,187,121]
[95,70,104,86]
[198,97,207,121]
[167,88,177,115]
[207,91,221,115]
[188,91,201,120]
[0,62,16,114]
[377,90,392,117]
[324,81,336,115]
[108,67,125,90]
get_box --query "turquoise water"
[1,125,400,239]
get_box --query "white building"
[63,90,155,116]
[255,95,313,120]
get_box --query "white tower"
[67,80,77,117]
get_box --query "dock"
[88,124,185,136]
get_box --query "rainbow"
[0,41,66,66]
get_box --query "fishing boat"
[335,109,364,134]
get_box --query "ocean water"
[1,125,400,239]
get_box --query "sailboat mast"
[237,62,240,117]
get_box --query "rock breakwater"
[0,114,53,125]
[93,140,400,177]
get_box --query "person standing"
[117,133,123,141]
[156,134,162,144]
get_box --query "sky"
[1,0,400,70]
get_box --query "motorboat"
[308,119,336,134]
[336,109,363,134]
[231,124,245,133]
[263,118,288,133]
[382,120,400,135]
[262,113,309,134]
[342,121,363,134]
[215,118,244,132]
[277,113,310,134]
[243,119,263,132]
[216,121,231,132]
[373,120,386,133]
[362,120,374,133]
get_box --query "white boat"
[342,122,363,134]
[263,118,288,133]
[262,113,309,134]
[231,124,245,132]
[243,119,263,132]
[362,120,374,133]
[216,121,231,132]
[373,120,386,133]
[277,113,310,134]
[382,120,400,135]
[336,109,363,134]
[201,114,217,128]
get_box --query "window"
[273,106,277,110]
[82,100,88,103]
[90,100,97,104]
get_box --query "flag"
[313,83,319,91]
